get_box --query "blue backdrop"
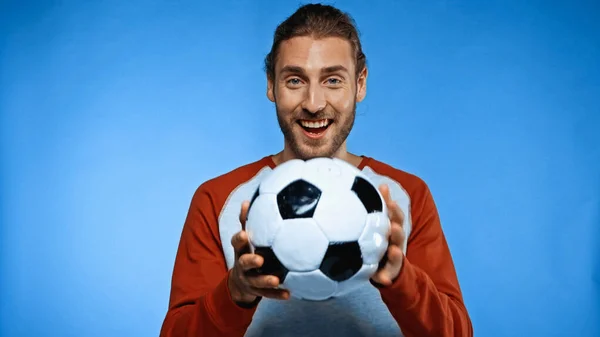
[1,0,598,336]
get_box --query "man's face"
[267,36,367,160]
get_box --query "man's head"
[265,4,367,161]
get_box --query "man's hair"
[264,3,367,80]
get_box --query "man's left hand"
[370,184,407,287]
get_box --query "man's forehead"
[276,36,354,73]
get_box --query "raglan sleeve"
[159,185,257,337]
[376,181,473,337]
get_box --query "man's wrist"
[203,272,258,331]
[227,270,261,307]
[235,296,262,308]
[376,255,420,307]
[370,255,405,288]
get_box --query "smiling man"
[160,3,473,337]
[269,31,363,165]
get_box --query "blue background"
[1,0,598,336]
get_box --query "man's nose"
[301,84,326,114]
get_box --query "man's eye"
[327,78,341,85]
[288,78,301,85]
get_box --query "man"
[160,3,473,337]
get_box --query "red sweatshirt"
[159,155,473,337]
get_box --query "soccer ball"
[245,157,390,301]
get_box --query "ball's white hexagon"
[246,194,283,248]
[283,269,338,301]
[336,263,378,297]
[312,191,367,242]
[259,159,306,194]
[271,218,329,271]
[358,212,391,264]
[301,157,357,193]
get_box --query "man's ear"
[267,75,275,102]
[356,67,368,103]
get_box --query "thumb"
[378,184,392,204]
[231,230,250,257]
[239,200,250,230]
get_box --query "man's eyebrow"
[278,65,350,75]
[322,65,349,74]
[279,65,305,75]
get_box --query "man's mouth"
[297,119,332,136]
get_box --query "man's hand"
[227,200,290,305]
[370,184,407,287]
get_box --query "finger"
[250,287,290,300]
[371,245,404,286]
[238,253,264,272]
[385,244,404,267]
[378,184,391,204]
[239,200,250,230]
[231,230,250,254]
[371,270,392,286]
[378,184,405,226]
[245,274,281,289]
[389,223,406,247]
[386,199,405,227]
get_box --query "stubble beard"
[276,101,356,161]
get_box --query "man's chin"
[281,127,341,160]
[292,142,337,160]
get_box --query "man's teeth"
[300,119,330,128]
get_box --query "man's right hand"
[227,200,290,305]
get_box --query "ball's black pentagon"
[319,241,363,282]
[276,179,322,219]
[377,253,388,271]
[253,246,289,282]
[351,176,383,213]
[248,187,260,209]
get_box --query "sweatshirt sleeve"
[159,186,257,337]
[377,183,473,337]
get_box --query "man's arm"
[377,183,473,337]
[159,186,256,337]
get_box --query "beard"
[276,101,356,160]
